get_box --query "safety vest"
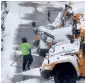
[21,43,32,56]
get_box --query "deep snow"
[1,2,20,83]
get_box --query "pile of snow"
[1,2,20,83]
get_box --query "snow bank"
[1,13,20,83]
[1,2,20,83]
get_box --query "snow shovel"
[10,55,22,66]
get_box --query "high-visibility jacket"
[21,43,32,56]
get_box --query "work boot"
[27,67,30,70]
[23,69,26,71]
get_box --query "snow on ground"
[37,6,47,14]
[16,78,85,83]
[15,68,41,76]
[20,19,32,24]
[16,79,39,83]
[19,7,35,18]
[19,7,35,14]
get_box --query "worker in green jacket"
[21,38,33,71]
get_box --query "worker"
[32,20,36,28]
[47,11,51,22]
[21,38,33,71]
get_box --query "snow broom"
[10,55,22,66]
